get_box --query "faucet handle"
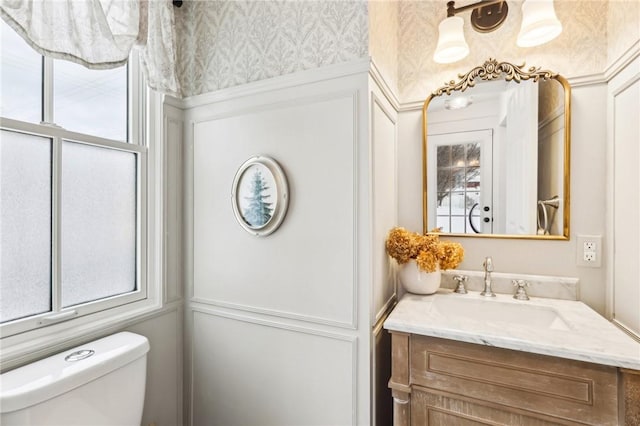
[512,279,530,288]
[512,279,530,300]
[453,275,468,294]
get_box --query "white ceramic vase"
[398,260,441,295]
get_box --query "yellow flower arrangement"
[385,227,464,273]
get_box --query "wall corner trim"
[604,39,640,82]
[369,59,401,111]
[169,58,371,110]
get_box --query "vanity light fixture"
[433,0,562,64]
[516,0,562,47]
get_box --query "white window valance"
[0,0,181,97]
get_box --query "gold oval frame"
[422,58,571,240]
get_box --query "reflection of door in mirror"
[428,131,493,234]
[501,82,538,235]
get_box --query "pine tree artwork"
[242,167,274,227]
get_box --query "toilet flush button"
[65,349,95,362]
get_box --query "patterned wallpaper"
[174,0,368,98]
[369,0,399,95]
[607,0,640,66]
[398,0,609,103]
[173,1,637,101]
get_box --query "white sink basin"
[432,296,571,331]
[384,291,640,370]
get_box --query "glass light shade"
[434,16,470,64]
[517,0,562,47]
[445,96,473,110]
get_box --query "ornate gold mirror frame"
[422,58,571,239]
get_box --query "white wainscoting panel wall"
[192,92,358,328]
[607,54,640,339]
[369,73,398,426]
[191,310,356,425]
[164,103,185,303]
[184,61,397,425]
[370,91,397,324]
[126,308,183,426]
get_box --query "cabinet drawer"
[411,389,565,426]
[410,336,619,425]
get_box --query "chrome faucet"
[481,257,496,297]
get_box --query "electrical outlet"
[577,235,602,267]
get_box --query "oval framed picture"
[231,156,289,237]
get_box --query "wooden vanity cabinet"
[389,332,640,425]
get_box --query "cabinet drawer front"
[411,390,565,426]
[410,336,618,425]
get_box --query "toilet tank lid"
[0,331,149,414]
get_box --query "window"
[0,20,150,337]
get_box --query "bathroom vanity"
[385,291,640,425]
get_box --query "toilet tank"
[0,331,150,426]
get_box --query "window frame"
[0,50,159,341]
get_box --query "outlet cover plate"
[577,235,602,267]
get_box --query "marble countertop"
[384,290,640,370]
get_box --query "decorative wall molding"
[370,93,398,136]
[605,54,640,335]
[191,305,358,343]
[167,42,639,114]
[370,58,400,111]
[189,89,361,330]
[613,320,640,344]
[167,58,369,110]
[0,301,182,372]
[370,91,399,325]
[605,40,640,82]
[190,296,357,331]
[163,112,184,304]
[375,292,397,327]
[566,73,607,88]
[398,99,426,113]
[189,87,361,127]
[190,308,359,425]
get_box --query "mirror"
[422,58,571,239]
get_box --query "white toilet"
[0,331,150,426]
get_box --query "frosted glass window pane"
[0,20,42,123]
[0,131,51,322]
[61,142,136,307]
[54,60,127,141]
